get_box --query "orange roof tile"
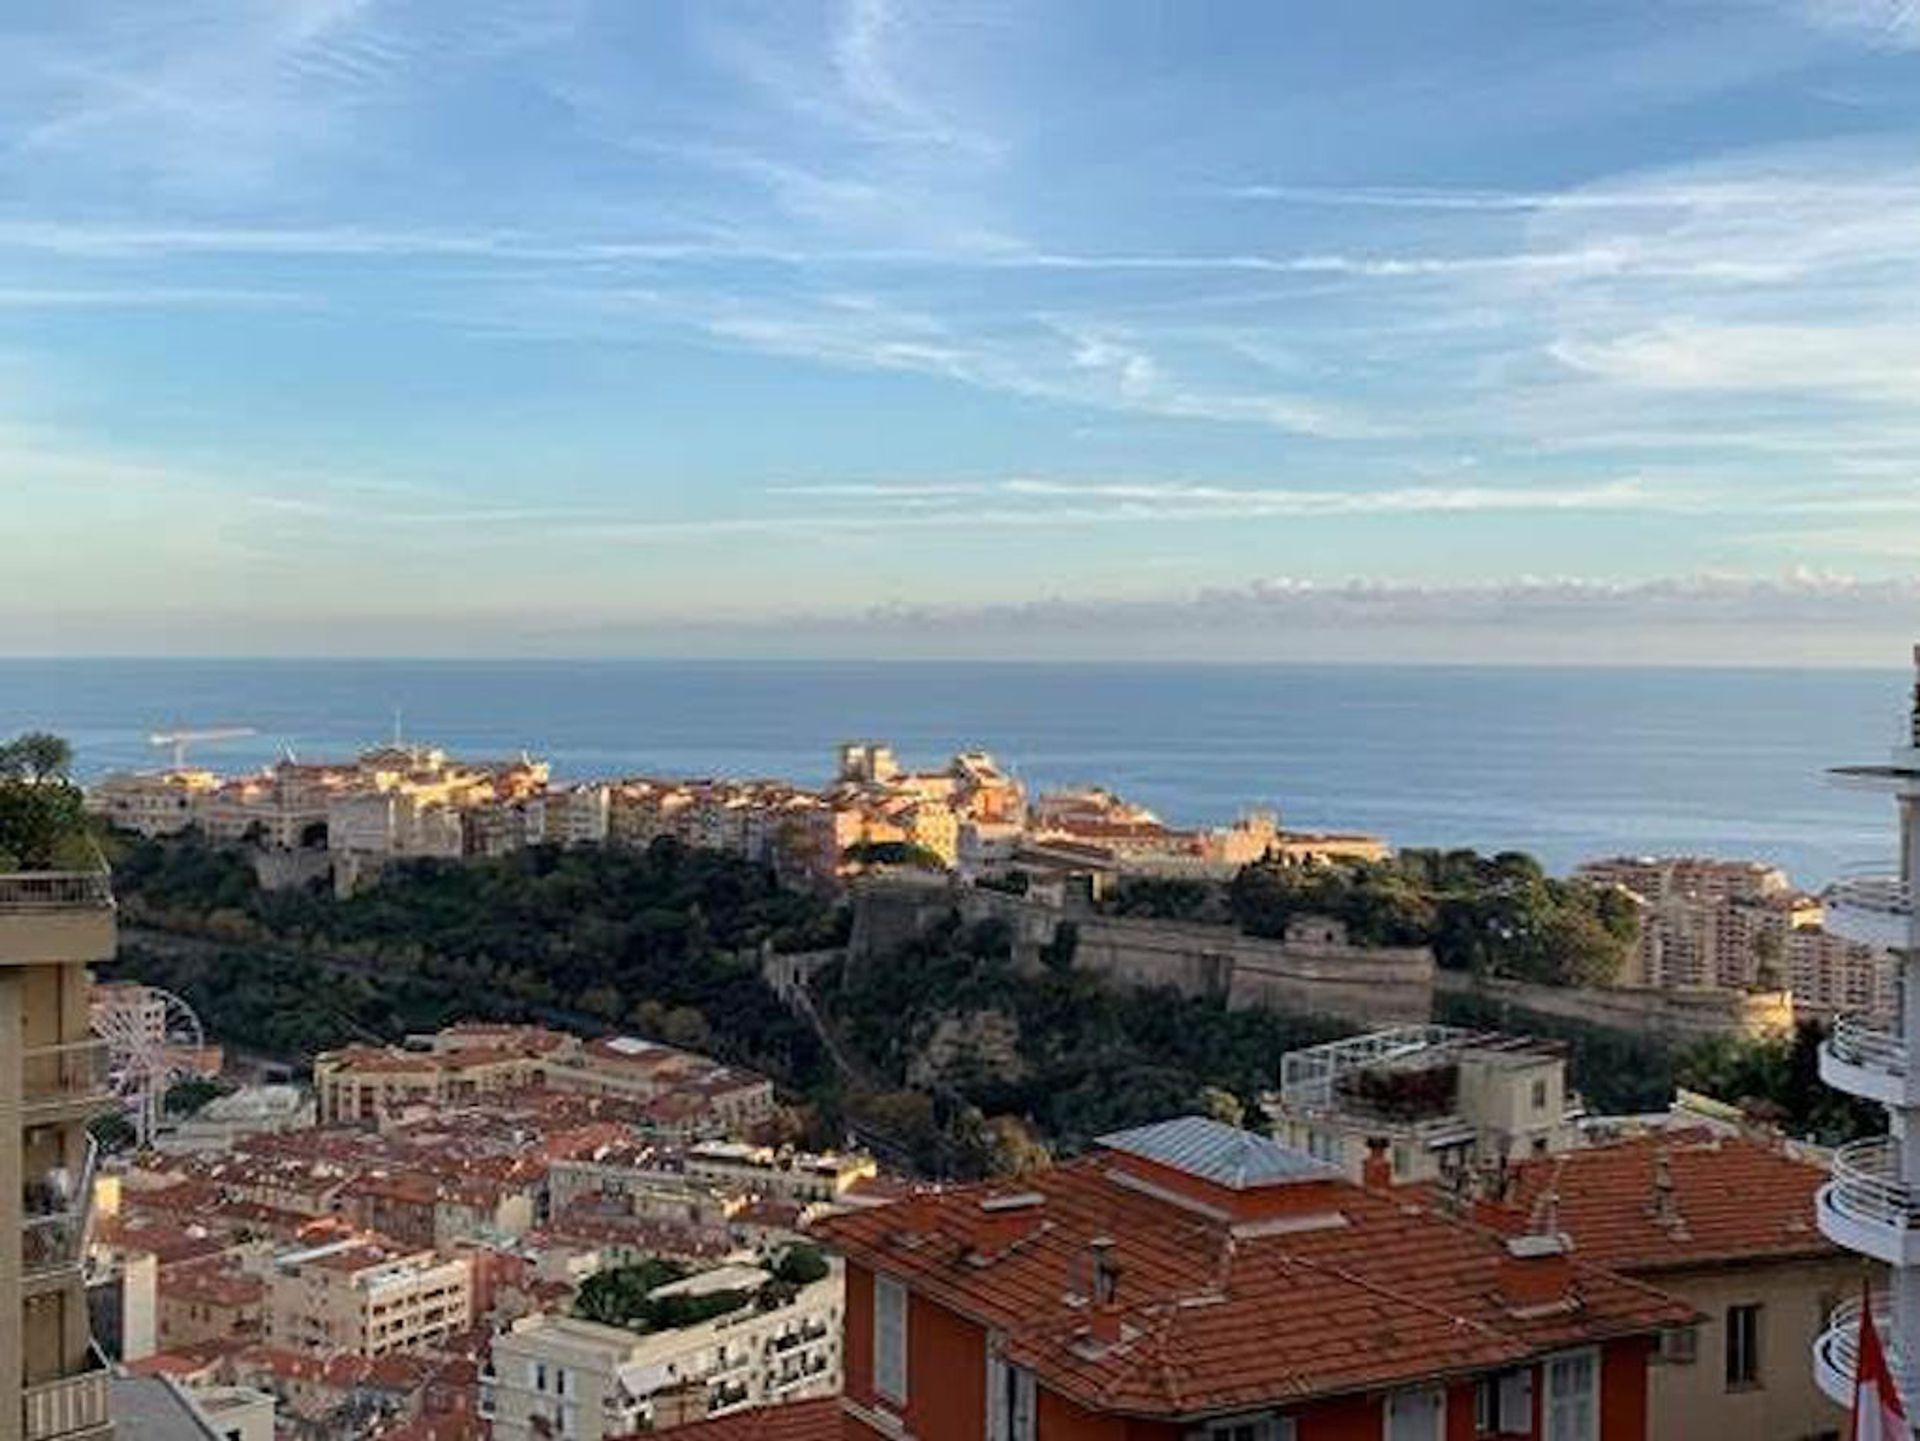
[816,1118,1693,1420]
[1453,1130,1837,1275]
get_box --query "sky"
[6,0,1920,663]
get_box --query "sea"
[0,658,1908,887]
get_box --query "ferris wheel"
[93,985,207,1147]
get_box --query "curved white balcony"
[1818,1137,1920,1266]
[1814,1294,1920,1412]
[1822,1017,1920,1107]
[1826,871,1917,951]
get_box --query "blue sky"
[7,0,1920,661]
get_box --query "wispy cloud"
[1798,0,1920,50]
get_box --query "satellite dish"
[93,986,207,1147]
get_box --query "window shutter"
[986,1354,1009,1441]
[1498,1367,1532,1430]
[1012,1365,1036,1441]
[875,1275,908,1404]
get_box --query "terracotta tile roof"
[612,1397,840,1441]
[1453,1130,1836,1275]
[816,1118,1693,1420]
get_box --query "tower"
[0,861,117,1440]
[1812,646,1920,1423]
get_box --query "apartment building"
[817,1114,1692,1441]
[548,1140,877,1220]
[485,1266,842,1440]
[313,1026,776,1138]
[1,860,117,1441]
[1267,1025,1582,1184]
[83,771,218,839]
[266,1238,471,1358]
[1576,856,1793,904]
[1468,1131,1869,1441]
[155,1261,264,1351]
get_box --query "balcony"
[20,1038,114,1122]
[0,869,115,966]
[1821,1017,1920,1108]
[1814,1294,1920,1412]
[1817,1137,1920,1266]
[1825,870,1916,951]
[22,1140,98,1289]
[22,1358,111,1441]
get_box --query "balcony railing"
[1827,1137,1920,1232]
[22,1356,111,1440]
[22,1139,98,1281]
[1815,1295,1920,1414]
[0,871,113,913]
[1830,1016,1909,1077]
[20,1038,113,1117]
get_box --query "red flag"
[1854,1287,1908,1441]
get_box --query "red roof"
[816,1118,1692,1420]
[612,1397,840,1441]
[1455,1130,1837,1274]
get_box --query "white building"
[1266,1024,1582,1185]
[485,1267,842,1440]
[1811,645,1920,1417]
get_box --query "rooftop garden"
[574,1244,831,1334]
[0,732,95,872]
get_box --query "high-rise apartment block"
[2,861,117,1441]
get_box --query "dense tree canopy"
[1220,848,1638,986]
[0,731,90,871]
[108,836,841,1082]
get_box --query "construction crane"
[147,727,257,769]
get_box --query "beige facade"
[1643,1254,1868,1441]
[266,1239,470,1358]
[1,867,118,1441]
[485,1269,842,1440]
[83,772,217,839]
[1268,1025,1581,1184]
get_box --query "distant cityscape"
[86,734,1900,1032]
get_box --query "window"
[1532,1079,1548,1111]
[532,1361,548,1393]
[1192,1417,1291,1441]
[1726,1304,1762,1390]
[1385,1387,1444,1440]
[875,1274,908,1405]
[987,1355,1036,1441]
[1544,1351,1596,1441]
[1657,1325,1698,1366]
[1474,1367,1532,1436]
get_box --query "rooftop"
[1455,1129,1836,1274]
[1097,1116,1336,1190]
[816,1116,1692,1420]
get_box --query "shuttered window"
[875,1274,908,1404]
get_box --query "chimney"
[1650,1147,1678,1225]
[1088,1236,1123,1345]
[1362,1137,1392,1190]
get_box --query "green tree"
[0,732,88,871]
[0,733,73,782]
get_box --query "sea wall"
[849,877,1435,1027]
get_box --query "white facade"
[1811,646,1920,1418]
[485,1270,842,1441]
[1267,1025,1581,1184]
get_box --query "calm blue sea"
[0,659,1906,886]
